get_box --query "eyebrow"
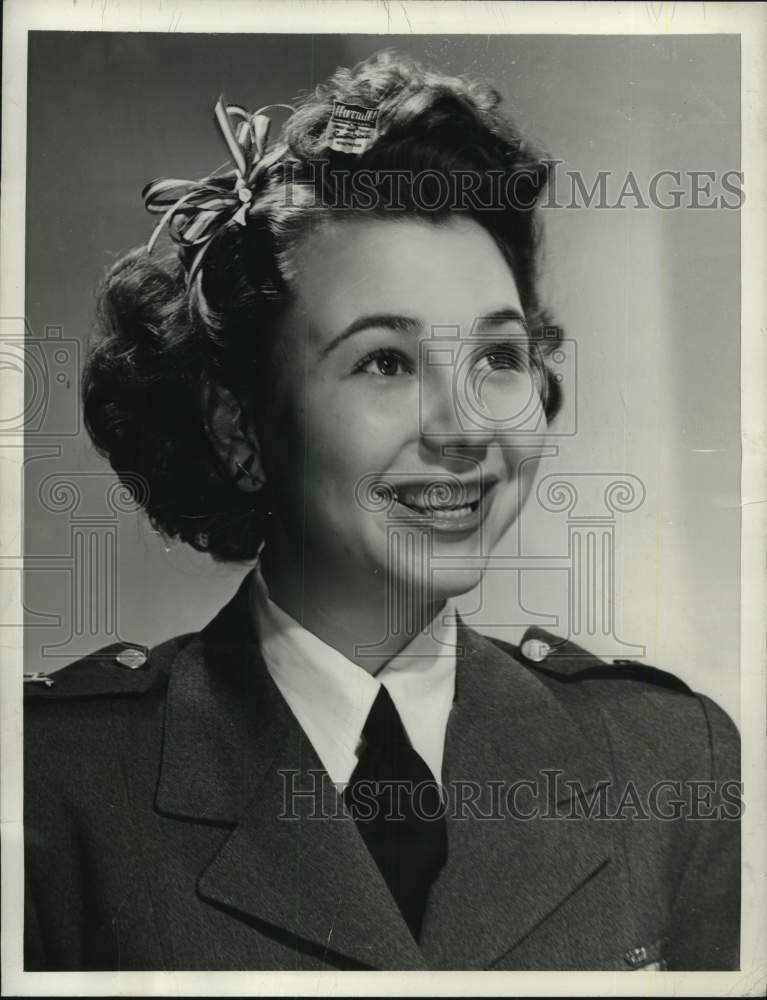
[476,308,528,332]
[321,314,422,357]
[320,306,528,358]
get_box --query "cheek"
[268,387,414,528]
[480,372,547,432]
[305,385,415,476]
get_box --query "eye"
[353,348,414,377]
[475,342,530,373]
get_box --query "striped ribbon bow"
[142,97,294,286]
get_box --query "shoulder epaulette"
[23,639,166,702]
[510,627,693,695]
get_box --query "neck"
[258,540,444,675]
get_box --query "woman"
[24,51,740,972]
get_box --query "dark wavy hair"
[82,50,563,562]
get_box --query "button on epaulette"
[520,638,551,663]
[115,645,148,670]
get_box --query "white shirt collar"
[250,565,457,787]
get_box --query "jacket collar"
[155,574,612,970]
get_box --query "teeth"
[429,504,475,519]
[400,499,479,516]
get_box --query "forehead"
[286,214,523,337]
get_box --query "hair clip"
[323,100,380,155]
[142,97,295,288]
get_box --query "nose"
[418,361,496,454]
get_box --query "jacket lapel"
[419,623,614,969]
[155,576,426,970]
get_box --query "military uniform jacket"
[24,575,741,972]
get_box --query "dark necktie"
[343,684,448,941]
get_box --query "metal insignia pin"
[624,945,648,967]
[24,672,56,688]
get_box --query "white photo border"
[2,1,765,996]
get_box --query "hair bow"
[142,97,294,286]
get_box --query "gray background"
[23,32,741,720]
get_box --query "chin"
[367,521,495,601]
[394,559,487,602]
[430,567,485,600]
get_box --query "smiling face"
[257,214,547,604]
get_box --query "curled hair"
[83,49,564,562]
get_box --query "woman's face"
[259,214,547,600]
